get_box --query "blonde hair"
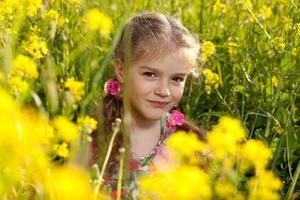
[114,12,200,72]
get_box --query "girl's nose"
[155,80,171,97]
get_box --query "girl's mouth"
[148,100,169,108]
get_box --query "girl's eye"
[172,76,185,82]
[143,72,156,78]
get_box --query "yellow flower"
[77,115,97,134]
[46,9,69,27]
[51,116,78,142]
[207,116,245,159]
[271,120,284,135]
[23,35,49,59]
[214,179,245,200]
[247,170,281,200]
[227,42,238,56]
[44,165,93,200]
[213,0,226,15]
[271,37,285,52]
[283,17,293,32]
[10,54,38,79]
[46,9,59,21]
[259,5,272,19]
[201,41,215,62]
[166,131,205,163]
[85,9,112,36]
[272,76,278,87]
[139,166,211,200]
[57,17,69,27]
[203,69,221,95]
[240,139,272,170]
[53,142,69,158]
[295,23,300,37]
[9,75,29,93]
[0,89,51,195]
[238,0,253,10]
[26,0,42,17]
[64,77,85,101]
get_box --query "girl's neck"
[129,112,162,159]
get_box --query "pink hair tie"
[166,110,185,128]
[104,79,121,96]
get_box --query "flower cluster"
[203,69,221,95]
[85,8,112,36]
[64,77,85,102]
[138,116,282,200]
[8,54,38,93]
[22,35,49,59]
[201,41,215,63]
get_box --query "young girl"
[92,11,205,199]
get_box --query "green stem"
[117,147,125,200]
[215,89,233,115]
[93,118,121,200]
[286,161,300,200]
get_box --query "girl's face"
[126,48,191,122]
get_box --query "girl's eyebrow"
[172,72,187,76]
[139,66,187,76]
[140,66,160,73]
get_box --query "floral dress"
[103,112,181,199]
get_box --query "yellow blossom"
[201,41,215,62]
[295,23,300,37]
[9,76,29,93]
[240,140,272,170]
[283,17,293,32]
[77,115,97,134]
[227,42,238,56]
[214,179,245,200]
[271,37,285,52]
[238,0,253,10]
[139,166,211,200]
[272,76,278,87]
[51,116,78,142]
[247,170,281,200]
[259,5,272,20]
[53,142,69,158]
[166,131,205,163]
[23,35,49,59]
[85,9,112,36]
[207,116,245,159]
[46,9,69,27]
[213,0,226,15]
[271,120,284,135]
[25,0,42,17]
[64,77,85,101]
[203,69,221,95]
[44,165,93,200]
[46,9,59,21]
[10,54,38,79]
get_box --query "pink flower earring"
[104,79,121,96]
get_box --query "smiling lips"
[148,100,170,108]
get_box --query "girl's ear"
[114,58,124,83]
